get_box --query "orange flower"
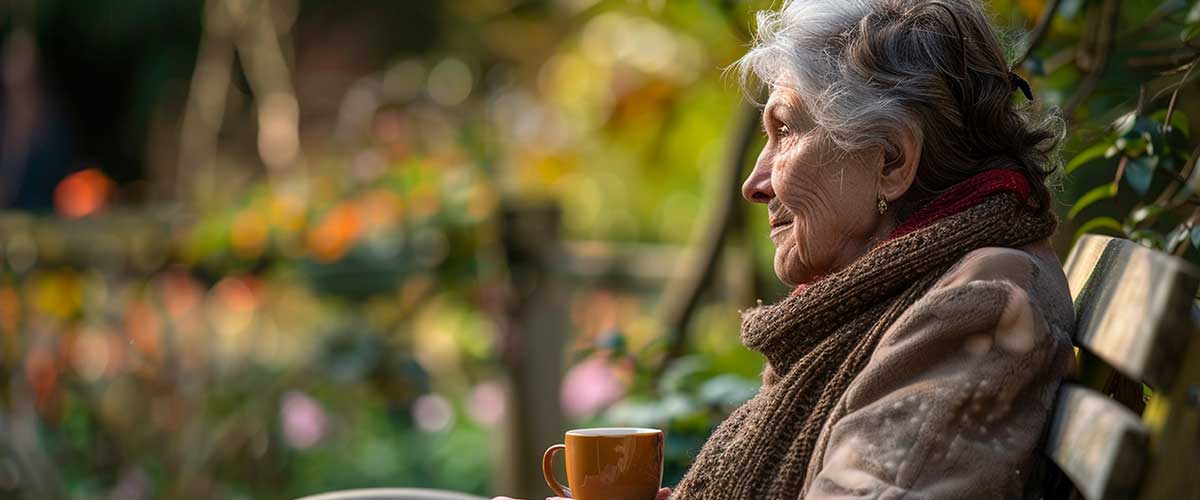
[306,203,364,262]
[54,168,115,219]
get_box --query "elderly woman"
[671,0,1076,497]
[500,0,1074,498]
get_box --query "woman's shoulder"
[931,239,1074,333]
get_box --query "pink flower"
[281,390,327,449]
[468,381,506,426]
[561,356,629,418]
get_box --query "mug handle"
[542,443,572,498]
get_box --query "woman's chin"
[773,248,812,287]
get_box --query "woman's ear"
[878,128,920,202]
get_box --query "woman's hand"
[492,487,671,500]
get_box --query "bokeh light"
[427,58,473,107]
[560,356,629,419]
[468,381,506,426]
[281,390,328,450]
[53,168,115,219]
[413,394,454,433]
[306,202,364,262]
[4,233,38,273]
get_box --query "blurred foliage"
[2,0,767,498]
[1044,0,1200,257]
[1,0,1199,499]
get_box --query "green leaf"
[1125,156,1157,195]
[1068,183,1117,220]
[1066,142,1115,175]
[1074,217,1125,241]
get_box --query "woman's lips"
[770,219,793,237]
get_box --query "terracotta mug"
[542,427,664,500]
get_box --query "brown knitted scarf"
[671,191,1056,499]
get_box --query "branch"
[1014,0,1064,67]
[1162,56,1200,134]
[176,0,235,203]
[1112,155,1129,196]
[1172,208,1200,257]
[652,97,760,381]
[1120,0,1189,41]
[1156,143,1200,206]
[1063,0,1122,122]
[1126,49,1200,69]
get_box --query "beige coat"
[796,240,1076,499]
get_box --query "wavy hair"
[734,0,1064,211]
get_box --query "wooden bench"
[1045,234,1200,499]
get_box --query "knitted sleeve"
[804,250,1075,500]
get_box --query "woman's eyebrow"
[763,101,791,127]
[761,103,777,131]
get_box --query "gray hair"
[735,0,1063,211]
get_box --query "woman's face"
[742,88,890,286]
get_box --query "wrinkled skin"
[742,87,916,286]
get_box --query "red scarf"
[792,169,1032,296]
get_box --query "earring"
[877,196,888,215]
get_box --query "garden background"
[1,0,1198,498]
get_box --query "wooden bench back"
[1047,235,1200,500]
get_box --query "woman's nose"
[741,160,774,203]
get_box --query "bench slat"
[1063,235,1200,388]
[1046,383,1150,500]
